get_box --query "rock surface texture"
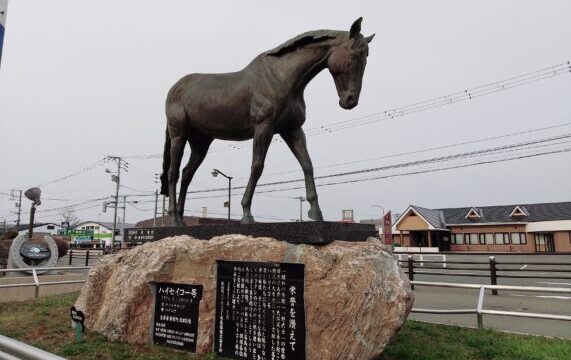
[75,235,413,360]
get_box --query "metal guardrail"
[410,281,571,328]
[396,251,571,255]
[0,334,66,360]
[400,255,571,295]
[66,250,104,266]
[0,266,89,299]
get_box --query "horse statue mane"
[266,30,341,56]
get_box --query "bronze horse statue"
[160,18,374,225]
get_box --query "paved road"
[398,254,571,339]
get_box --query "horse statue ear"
[350,17,363,38]
[366,34,375,43]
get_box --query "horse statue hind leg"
[160,96,214,227]
[176,133,213,222]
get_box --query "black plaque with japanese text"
[125,228,155,244]
[152,282,203,352]
[215,261,306,360]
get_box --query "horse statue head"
[328,17,375,109]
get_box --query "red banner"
[383,211,392,245]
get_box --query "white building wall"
[18,223,61,236]
[526,220,571,232]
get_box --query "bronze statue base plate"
[124,221,377,245]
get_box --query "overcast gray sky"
[1,0,570,225]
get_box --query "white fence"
[411,281,571,328]
[394,253,447,268]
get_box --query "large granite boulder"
[75,235,413,359]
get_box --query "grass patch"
[0,293,213,359]
[1,293,570,359]
[380,321,571,360]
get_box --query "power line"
[223,147,571,198]
[90,130,571,201]
[123,61,571,159]
[35,158,108,188]
[180,133,571,194]
[11,146,570,223]
[183,141,571,200]
[242,119,571,179]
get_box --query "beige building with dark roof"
[393,201,571,253]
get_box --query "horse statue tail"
[160,127,170,197]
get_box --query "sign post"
[70,306,85,343]
[384,210,393,246]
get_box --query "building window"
[494,233,509,245]
[510,232,527,245]
[484,233,494,245]
[479,233,494,245]
[452,233,464,245]
[465,233,478,245]
[47,225,55,230]
[512,233,522,244]
[479,233,485,245]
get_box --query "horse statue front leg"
[241,122,274,224]
[281,127,324,221]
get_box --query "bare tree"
[60,207,80,227]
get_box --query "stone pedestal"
[7,235,59,276]
[74,235,413,359]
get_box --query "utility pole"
[153,190,158,227]
[16,190,22,231]
[122,195,127,248]
[111,158,121,248]
[10,189,22,232]
[162,195,166,226]
[105,156,127,248]
[296,196,305,222]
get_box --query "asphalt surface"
[57,249,104,275]
[398,253,571,339]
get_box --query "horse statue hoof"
[173,217,186,227]
[241,215,255,224]
[308,207,324,221]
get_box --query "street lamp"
[212,168,232,221]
